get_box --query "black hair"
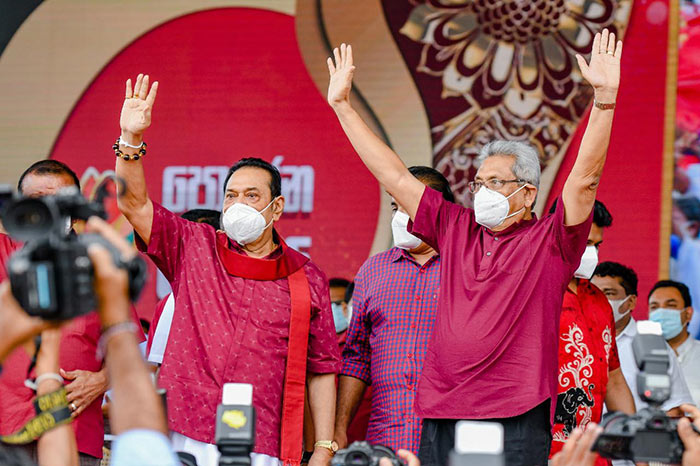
[408,166,455,203]
[649,280,693,308]
[139,318,150,335]
[223,158,282,200]
[593,261,638,296]
[345,281,355,303]
[548,198,613,228]
[329,278,351,290]
[17,159,80,194]
[181,209,221,230]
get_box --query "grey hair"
[476,140,541,188]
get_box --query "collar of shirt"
[618,318,637,341]
[676,334,698,360]
[228,230,284,259]
[482,212,539,238]
[389,246,439,267]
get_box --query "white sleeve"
[147,294,176,365]
[660,343,694,411]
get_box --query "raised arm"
[116,74,159,244]
[327,44,425,220]
[562,29,622,226]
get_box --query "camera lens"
[2,198,56,241]
[345,451,370,466]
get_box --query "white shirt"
[615,318,694,412]
[676,335,700,406]
[147,293,175,365]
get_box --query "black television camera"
[593,321,700,463]
[216,383,256,466]
[332,441,405,466]
[1,185,147,320]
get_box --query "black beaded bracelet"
[113,138,147,161]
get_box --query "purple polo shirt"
[408,187,592,421]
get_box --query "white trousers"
[170,431,281,466]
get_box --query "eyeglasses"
[467,179,525,194]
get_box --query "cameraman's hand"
[678,404,700,466]
[85,216,137,328]
[0,281,51,362]
[379,450,420,466]
[551,423,603,466]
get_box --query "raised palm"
[576,29,622,97]
[120,74,158,138]
[327,43,355,107]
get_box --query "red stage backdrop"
[50,8,380,318]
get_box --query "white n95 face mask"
[608,295,631,323]
[473,184,527,230]
[574,245,599,279]
[221,198,276,245]
[391,210,422,250]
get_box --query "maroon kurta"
[408,188,592,422]
[136,202,340,458]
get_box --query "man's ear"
[628,294,638,311]
[524,185,538,209]
[683,306,694,327]
[272,196,285,221]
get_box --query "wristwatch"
[314,440,339,455]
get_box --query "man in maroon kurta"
[327,30,624,466]
[114,74,340,466]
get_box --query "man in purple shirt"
[327,29,623,466]
[335,167,453,455]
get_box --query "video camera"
[332,442,405,466]
[593,321,699,463]
[0,184,147,320]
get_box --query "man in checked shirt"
[334,166,454,454]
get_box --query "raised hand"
[576,29,622,102]
[120,74,159,144]
[327,43,355,108]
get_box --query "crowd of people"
[1,29,700,466]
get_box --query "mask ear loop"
[502,183,530,220]
[260,196,280,232]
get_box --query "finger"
[601,29,609,54]
[681,403,700,418]
[378,459,391,466]
[592,32,601,56]
[615,40,623,59]
[396,449,419,466]
[125,79,133,99]
[87,244,120,283]
[560,427,582,460]
[347,44,353,67]
[145,81,158,108]
[340,43,346,67]
[134,74,143,97]
[575,54,589,75]
[575,425,601,461]
[60,368,77,380]
[327,57,336,75]
[140,75,149,100]
[85,217,136,259]
[333,47,341,68]
[607,32,616,54]
[678,418,696,447]
[66,391,77,403]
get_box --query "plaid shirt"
[342,247,440,454]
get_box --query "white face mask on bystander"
[391,210,422,250]
[574,245,599,280]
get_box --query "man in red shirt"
[549,200,635,462]
[0,160,120,465]
[114,75,340,466]
[327,29,623,466]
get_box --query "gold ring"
[134,94,139,98]
[606,51,614,55]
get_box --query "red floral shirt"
[550,279,620,461]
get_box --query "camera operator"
[0,216,180,465]
[0,160,145,465]
[0,286,79,466]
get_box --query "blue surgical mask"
[331,302,348,333]
[649,308,684,340]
